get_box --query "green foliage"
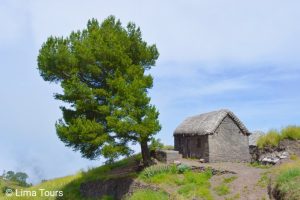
[257,173,269,188]
[257,130,281,149]
[273,160,300,200]
[149,138,164,151]
[0,156,140,200]
[281,126,300,140]
[256,125,300,149]
[214,184,230,196]
[140,164,176,179]
[177,170,213,200]
[177,164,191,174]
[140,164,213,200]
[37,16,161,163]
[127,189,168,200]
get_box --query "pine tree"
[37,16,161,165]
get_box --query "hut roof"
[174,109,250,136]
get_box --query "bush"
[177,164,191,174]
[141,164,176,179]
[257,130,281,149]
[281,126,300,140]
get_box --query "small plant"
[149,138,164,151]
[177,164,191,174]
[141,164,176,179]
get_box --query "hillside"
[1,153,300,200]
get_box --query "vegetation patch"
[223,176,238,184]
[271,160,300,200]
[141,166,213,200]
[127,189,168,200]
[214,183,230,196]
[256,172,270,188]
[248,162,272,169]
[257,125,300,149]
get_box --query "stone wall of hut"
[208,115,250,162]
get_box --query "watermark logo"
[5,189,13,197]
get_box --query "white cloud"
[28,0,300,68]
[0,1,29,45]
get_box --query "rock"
[199,159,205,163]
[173,160,181,165]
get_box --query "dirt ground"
[180,159,270,200]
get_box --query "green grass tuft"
[257,129,281,149]
[256,125,300,149]
[281,126,300,140]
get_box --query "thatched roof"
[174,109,250,136]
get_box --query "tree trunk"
[140,140,151,167]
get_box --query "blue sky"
[1,0,300,183]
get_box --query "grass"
[127,189,168,200]
[256,172,270,188]
[213,176,237,197]
[257,130,281,149]
[141,167,213,200]
[257,125,300,149]
[214,184,230,196]
[248,162,272,169]
[272,160,300,200]
[0,155,141,200]
[281,126,300,140]
[223,176,237,184]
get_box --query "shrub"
[281,126,300,140]
[140,164,176,179]
[257,129,281,149]
[177,164,191,174]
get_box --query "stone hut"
[174,109,251,162]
